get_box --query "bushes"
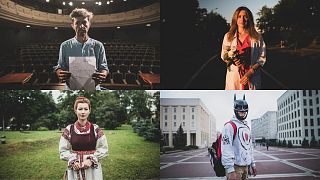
[132,120,160,143]
[37,127,49,131]
[302,138,309,148]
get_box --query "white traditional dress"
[59,121,108,180]
[221,32,267,90]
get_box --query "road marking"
[255,149,318,177]
[160,173,313,180]
[160,151,207,170]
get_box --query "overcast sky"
[160,90,286,132]
[198,0,279,24]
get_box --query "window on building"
[303,99,307,106]
[299,140,301,144]
[298,120,301,127]
[305,119,308,126]
[174,122,176,127]
[182,115,185,120]
[311,119,314,126]
[295,111,297,118]
[317,107,319,115]
[290,131,291,137]
[294,102,296,109]
[295,121,297,128]
[183,122,185,126]
[174,107,176,113]
[295,130,297,137]
[164,108,167,113]
[165,122,167,127]
[174,115,176,120]
[305,129,308,137]
[309,99,313,106]
[311,129,314,137]
[304,109,308,116]
[183,107,185,113]
[294,94,296,100]
[297,101,300,107]
[303,90,306,96]
[318,118,320,126]
[165,115,167,120]
[309,90,312,96]
[318,129,320,136]
[192,115,194,119]
[298,110,300,117]
[299,130,301,136]
[310,108,313,116]
[316,97,319,104]
[297,91,299,98]
[192,107,194,113]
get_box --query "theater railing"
[0,0,159,27]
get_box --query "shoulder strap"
[225,121,237,140]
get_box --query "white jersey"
[221,116,255,173]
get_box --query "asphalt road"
[160,146,320,179]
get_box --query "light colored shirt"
[221,32,266,90]
[221,116,255,173]
[54,37,108,90]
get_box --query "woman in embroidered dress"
[221,6,267,90]
[59,96,108,180]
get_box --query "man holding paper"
[54,8,108,90]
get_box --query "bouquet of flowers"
[223,46,240,71]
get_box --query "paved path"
[160,147,320,179]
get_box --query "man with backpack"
[221,94,257,180]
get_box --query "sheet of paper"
[69,56,96,90]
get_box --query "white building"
[160,98,216,148]
[277,90,320,146]
[251,111,277,142]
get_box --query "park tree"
[0,90,56,130]
[257,0,320,47]
[287,140,293,148]
[174,125,186,149]
[310,136,317,148]
[282,139,287,147]
[302,138,309,147]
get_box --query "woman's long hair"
[227,6,259,42]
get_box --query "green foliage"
[277,140,282,146]
[282,139,287,147]
[256,0,320,47]
[174,125,186,149]
[287,140,293,148]
[37,127,49,131]
[310,136,317,148]
[0,125,159,179]
[302,138,309,148]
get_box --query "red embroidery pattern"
[95,127,104,139]
[75,121,91,133]
[62,128,70,141]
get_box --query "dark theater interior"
[0,0,160,89]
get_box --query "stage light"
[82,2,85,4]
[123,0,127,1]
[107,1,110,5]
[62,1,65,5]
[54,27,58,29]
[110,0,113,2]
[46,0,49,2]
[26,25,31,28]
[146,23,151,27]
[98,1,102,5]
[95,2,98,4]
[117,26,121,29]
[69,2,73,6]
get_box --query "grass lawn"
[0,125,159,179]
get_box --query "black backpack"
[212,121,237,177]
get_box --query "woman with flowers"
[221,6,266,90]
[59,96,108,180]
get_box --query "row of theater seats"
[1,41,160,89]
